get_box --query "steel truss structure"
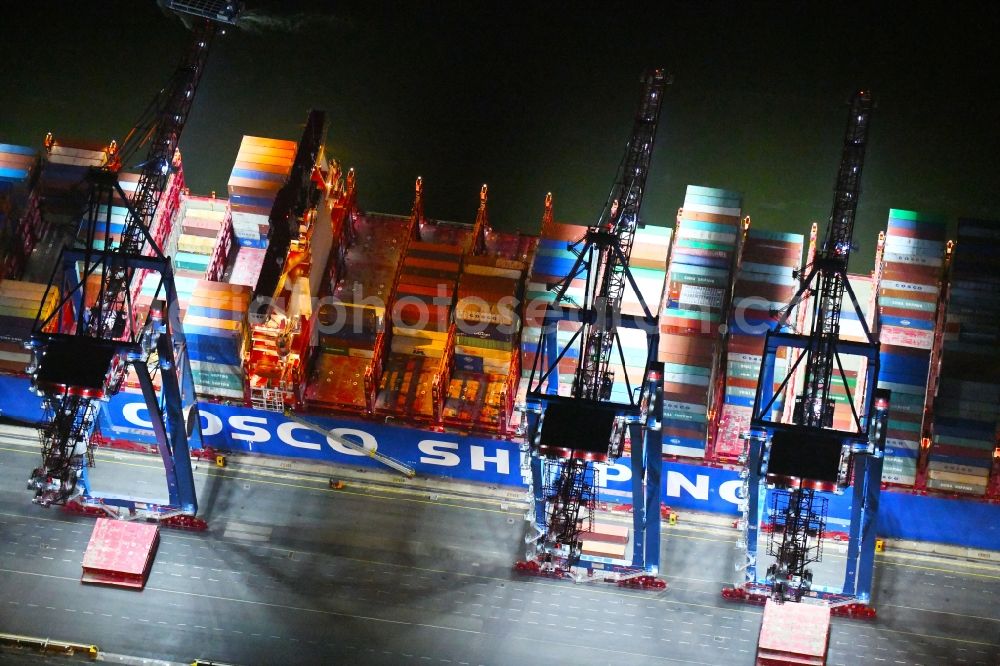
[522,70,669,574]
[25,2,242,521]
[740,90,891,605]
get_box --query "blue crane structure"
[738,90,890,604]
[25,1,242,525]
[521,70,669,576]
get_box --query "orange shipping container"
[234,151,294,169]
[235,144,297,160]
[240,135,296,150]
[231,159,291,176]
[678,209,741,225]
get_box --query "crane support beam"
[252,109,327,307]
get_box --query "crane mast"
[26,1,241,512]
[524,70,667,566]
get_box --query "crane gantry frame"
[740,90,890,605]
[26,1,243,524]
[522,70,670,575]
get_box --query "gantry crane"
[521,70,669,576]
[738,90,890,605]
[25,1,242,524]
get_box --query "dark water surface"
[2,1,998,272]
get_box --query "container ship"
[1,120,998,551]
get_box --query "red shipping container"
[400,265,459,281]
[884,223,946,241]
[726,377,760,390]
[662,425,707,442]
[880,308,935,325]
[733,282,796,303]
[727,336,766,356]
[541,221,587,242]
[396,274,456,289]
[396,302,450,321]
[659,332,717,354]
[661,316,718,334]
[886,427,922,442]
[396,282,454,299]
[880,287,938,304]
[741,246,803,265]
[882,263,941,284]
[407,241,465,257]
[659,352,715,367]
[881,342,932,358]
[403,256,460,273]
[663,384,709,402]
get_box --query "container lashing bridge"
[518,69,669,583]
[726,90,890,619]
[24,1,242,526]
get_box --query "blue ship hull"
[2,373,998,550]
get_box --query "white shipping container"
[680,202,742,218]
[883,235,945,253]
[676,228,738,244]
[883,251,943,267]
[678,284,724,309]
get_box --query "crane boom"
[576,69,668,402]
[795,91,874,428]
[96,20,220,337]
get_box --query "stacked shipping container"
[0,280,57,377]
[828,274,877,431]
[59,154,185,334]
[227,135,296,212]
[519,217,669,425]
[660,186,742,458]
[444,255,524,432]
[81,172,179,253]
[928,218,999,496]
[714,228,804,460]
[226,136,297,289]
[876,210,947,487]
[36,138,109,275]
[614,225,672,406]
[377,241,462,420]
[520,220,588,399]
[0,144,43,279]
[305,213,409,412]
[165,195,231,282]
[181,280,252,401]
[41,139,113,287]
